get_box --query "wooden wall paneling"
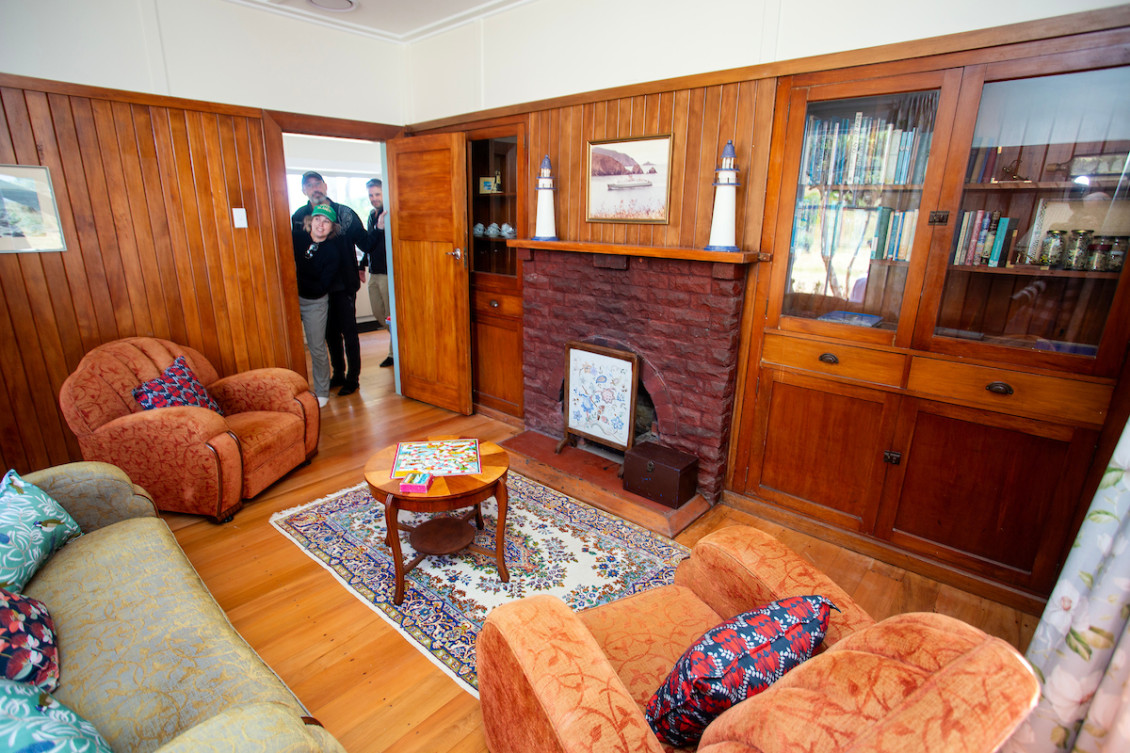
[169,109,223,364]
[152,107,208,352]
[235,116,275,368]
[207,114,248,373]
[131,104,190,348]
[640,93,662,248]
[0,88,75,466]
[259,111,307,376]
[110,100,169,342]
[664,89,690,249]
[693,85,725,249]
[47,94,119,346]
[678,88,706,249]
[217,115,255,372]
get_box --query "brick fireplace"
[519,246,750,502]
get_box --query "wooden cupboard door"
[387,132,472,415]
[878,398,1096,592]
[748,369,898,533]
[471,311,523,416]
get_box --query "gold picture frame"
[586,135,672,224]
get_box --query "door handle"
[447,248,463,261]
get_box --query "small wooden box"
[623,442,698,508]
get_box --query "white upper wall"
[0,0,1125,126]
[0,0,405,124]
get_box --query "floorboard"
[164,330,1040,752]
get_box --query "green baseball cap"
[311,203,337,222]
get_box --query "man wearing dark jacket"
[360,178,393,368]
[291,171,368,395]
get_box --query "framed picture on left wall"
[0,165,66,253]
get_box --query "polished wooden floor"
[164,330,1039,753]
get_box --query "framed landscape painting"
[586,135,671,224]
[562,341,639,452]
[0,165,66,253]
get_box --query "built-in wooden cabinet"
[737,38,1130,607]
[467,126,526,418]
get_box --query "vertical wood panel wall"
[0,77,300,474]
[523,78,776,251]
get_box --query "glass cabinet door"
[933,66,1130,358]
[470,136,518,275]
[783,90,941,331]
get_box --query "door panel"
[387,133,471,414]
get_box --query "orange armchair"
[477,526,1039,752]
[59,337,319,521]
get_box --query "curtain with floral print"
[1004,421,1130,752]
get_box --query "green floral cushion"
[0,470,82,593]
[0,677,111,752]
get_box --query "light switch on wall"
[232,208,247,228]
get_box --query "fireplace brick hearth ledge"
[515,241,757,503]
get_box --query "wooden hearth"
[501,430,711,538]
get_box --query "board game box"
[391,438,481,477]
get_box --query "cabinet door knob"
[818,353,839,365]
[489,299,500,308]
[447,247,463,261]
[986,381,1014,396]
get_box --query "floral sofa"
[20,461,344,752]
[478,525,1041,752]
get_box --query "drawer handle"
[986,381,1014,396]
[489,299,500,308]
[818,353,839,365]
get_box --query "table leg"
[384,493,407,605]
[494,475,510,583]
[474,503,484,530]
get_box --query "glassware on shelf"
[1063,229,1093,271]
[1109,237,1127,272]
[1039,230,1066,268]
[1086,236,1111,271]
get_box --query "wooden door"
[387,132,472,414]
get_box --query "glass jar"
[1087,236,1112,271]
[1039,230,1067,268]
[1064,229,1093,271]
[1109,236,1128,272]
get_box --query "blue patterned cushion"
[645,595,837,747]
[0,471,82,593]
[0,677,111,752]
[0,588,59,693]
[132,356,223,415]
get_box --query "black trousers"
[325,289,361,384]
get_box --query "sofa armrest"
[153,703,347,753]
[478,594,665,753]
[209,368,310,416]
[23,461,156,532]
[674,526,874,647]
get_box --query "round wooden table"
[364,438,510,605]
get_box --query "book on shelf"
[1025,199,1050,263]
[964,210,986,265]
[818,310,883,327]
[977,211,1002,264]
[899,209,919,261]
[872,206,893,259]
[979,146,1000,183]
[987,216,1011,266]
[953,211,974,264]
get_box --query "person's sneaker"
[380,356,394,368]
[317,396,329,407]
[338,383,359,396]
[329,374,346,388]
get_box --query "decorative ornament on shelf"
[705,140,741,252]
[533,154,558,241]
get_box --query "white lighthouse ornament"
[533,154,558,241]
[705,140,740,252]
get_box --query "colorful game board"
[391,439,481,477]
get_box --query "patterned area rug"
[270,473,688,696]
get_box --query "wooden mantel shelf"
[507,239,761,264]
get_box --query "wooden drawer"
[761,332,906,387]
[907,357,1113,426]
[472,290,521,318]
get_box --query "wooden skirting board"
[500,430,711,538]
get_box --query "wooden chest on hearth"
[623,442,698,509]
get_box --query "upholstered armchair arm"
[154,704,347,753]
[675,526,874,646]
[76,407,241,518]
[209,368,310,416]
[23,461,156,532]
[477,595,665,753]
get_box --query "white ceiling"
[225,0,535,43]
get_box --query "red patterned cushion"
[132,355,223,415]
[645,595,837,747]
[0,588,59,693]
